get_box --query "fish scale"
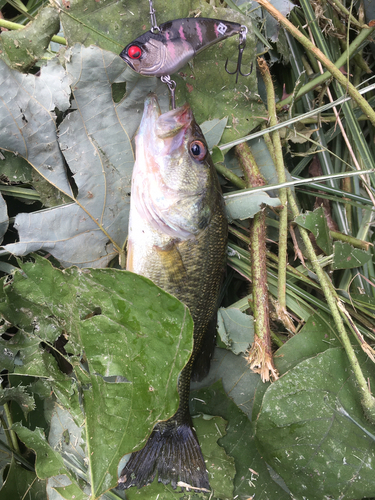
[117,93,227,491]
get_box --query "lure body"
[120,17,242,77]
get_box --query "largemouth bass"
[117,94,227,491]
[120,17,243,77]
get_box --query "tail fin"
[117,421,210,491]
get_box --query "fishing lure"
[120,1,251,107]
[120,17,248,78]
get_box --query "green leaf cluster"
[0,0,375,499]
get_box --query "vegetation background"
[0,0,374,499]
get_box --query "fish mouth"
[140,94,193,141]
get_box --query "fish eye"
[189,140,207,161]
[127,45,142,59]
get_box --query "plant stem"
[288,190,375,423]
[264,1,375,115]
[330,230,371,251]
[328,0,366,28]
[235,142,279,382]
[0,18,67,45]
[3,402,21,454]
[0,413,13,449]
[214,162,246,189]
[258,58,289,316]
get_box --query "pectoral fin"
[153,241,188,286]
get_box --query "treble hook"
[225,26,253,84]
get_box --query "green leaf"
[192,347,260,419]
[0,386,35,417]
[48,475,89,500]
[59,0,195,54]
[13,424,67,479]
[294,206,333,255]
[217,307,253,355]
[211,146,225,164]
[0,456,45,499]
[0,6,60,70]
[60,0,264,143]
[0,150,33,184]
[191,381,291,499]
[255,347,375,500]
[274,310,341,374]
[47,403,89,500]
[333,241,372,270]
[0,57,71,192]
[1,255,193,499]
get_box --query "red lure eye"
[189,140,207,161]
[127,45,142,59]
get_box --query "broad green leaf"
[48,404,86,473]
[47,404,89,500]
[0,456,46,499]
[2,45,167,267]
[224,190,281,222]
[0,6,60,71]
[1,255,193,499]
[255,347,375,500]
[125,413,235,500]
[59,0,264,143]
[13,424,67,479]
[274,310,341,374]
[248,136,294,187]
[295,206,333,255]
[333,241,372,270]
[48,475,89,500]
[217,307,253,355]
[190,381,291,499]
[58,0,195,54]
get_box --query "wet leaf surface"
[0,256,193,499]
[256,347,375,499]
